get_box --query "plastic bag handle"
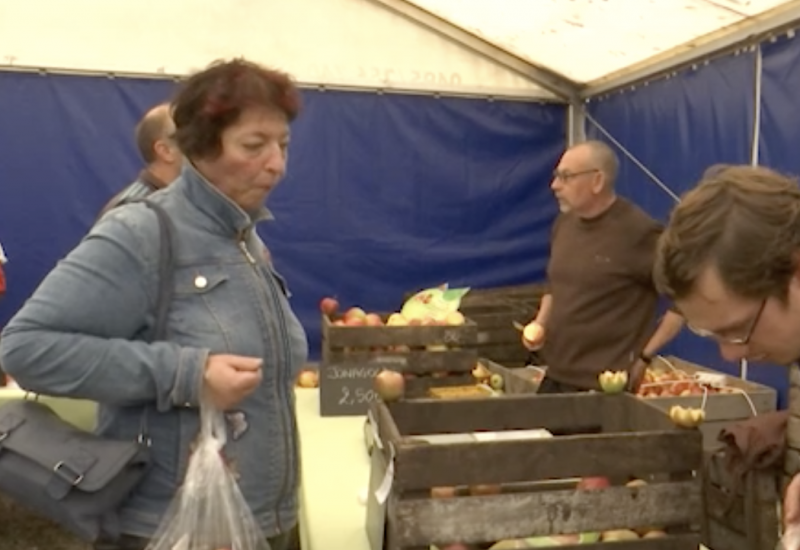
[199,397,227,446]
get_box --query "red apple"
[344,307,367,321]
[319,297,339,316]
[576,476,611,490]
[344,316,366,327]
[333,320,346,327]
[374,370,405,401]
[365,313,383,326]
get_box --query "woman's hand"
[203,354,263,410]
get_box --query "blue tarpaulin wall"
[0,72,566,360]
[586,41,800,407]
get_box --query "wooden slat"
[467,535,702,550]
[704,483,745,533]
[322,348,478,373]
[392,431,703,490]
[322,314,479,348]
[388,392,605,435]
[788,415,800,452]
[390,481,702,546]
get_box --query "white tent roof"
[398,0,800,97]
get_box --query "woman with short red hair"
[0,59,308,550]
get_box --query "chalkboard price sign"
[319,357,406,417]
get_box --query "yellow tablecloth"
[0,387,373,550]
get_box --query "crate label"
[319,361,399,416]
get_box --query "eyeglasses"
[552,168,599,182]
[686,298,766,345]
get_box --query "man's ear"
[591,172,606,195]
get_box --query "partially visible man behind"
[522,140,684,392]
[653,164,800,536]
[0,239,7,304]
[98,102,182,218]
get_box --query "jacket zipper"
[238,236,293,534]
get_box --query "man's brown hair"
[655,164,800,301]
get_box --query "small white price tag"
[367,409,383,449]
[374,443,396,504]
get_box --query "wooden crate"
[507,365,547,391]
[365,392,705,549]
[459,282,547,310]
[702,447,780,550]
[319,313,478,416]
[636,356,777,449]
[460,301,533,369]
[427,358,541,400]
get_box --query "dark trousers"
[94,529,295,550]
[537,375,587,394]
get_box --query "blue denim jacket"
[0,163,309,539]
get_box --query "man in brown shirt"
[97,102,182,219]
[523,140,684,392]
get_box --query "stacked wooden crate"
[703,446,781,550]
[366,392,705,549]
[458,282,547,368]
[319,312,479,416]
[635,356,777,449]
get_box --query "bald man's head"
[135,103,175,165]
[573,140,619,190]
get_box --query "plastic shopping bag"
[145,400,271,550]
[400,283,470,322]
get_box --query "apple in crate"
[365,313,383,326]
[387,313,408,326]
[319,296,339,316]
[344,307,367,322]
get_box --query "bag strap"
[142,200,176,342]
[135,200,177,444]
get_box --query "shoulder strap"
[141,200,176,342]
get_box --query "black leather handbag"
[0,200,177,542]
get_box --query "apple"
[469,484,501,496]
[332,319,346,327]
[344,307,367,321]
[576,476,611,490]
[365,313,383,326]
[598,370,628,393]
[643,530,667,538]
[344,316,366,327]
[296,369,319,388]
[408,318,423,326]
[601,529,639,541]
[386,313,408,326]
[522,322,543,345]
[374,370,405,401]
[489,373,504,391]
[445,311,466,326]
[626,479,647,488]
[319,297,339,316]
[430,486,457,498]
[472,363,491,380]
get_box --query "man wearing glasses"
[97,102,183,219]
[653,163,800,536]
[522,140,684,393]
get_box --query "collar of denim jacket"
[176,161,274,236]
